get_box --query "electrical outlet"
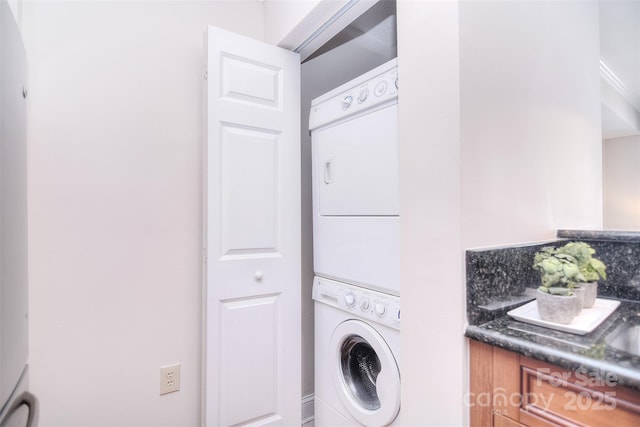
[160,363,181,395]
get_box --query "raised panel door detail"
[221,53,282,109]
[220,124,280,258]
[220,294,281,426]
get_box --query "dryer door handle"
[323,160,333,184]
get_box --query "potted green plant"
[533,246,582,324]
[555,242,606,308]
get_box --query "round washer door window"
[330,320,400,426]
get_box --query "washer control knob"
[342,95,353,109]
[344,292,356,308]
[374,302,387,317]
[374,81,387,96]
[357,89,368,103]
[394,78,399,89]
[360,298,370,311]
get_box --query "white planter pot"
[536,289,580,324]
[572,286,585,314]
[577,281,598,308]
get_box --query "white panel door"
[0,0,29,410]
[204,26,301,427]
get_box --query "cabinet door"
[204,26,300,427]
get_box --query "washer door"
[330,320,400,426]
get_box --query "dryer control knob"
[374,302,386,317]
[344,293,356,308]
[374,81,387,96]
[342,95,353,109]
[357,89,368,103]
[360,298,370,311]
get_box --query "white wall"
[604,135,640,229]
[599,0,640,139]
[263,0,320,47]
[21,2,263,426]
[398,1,602,425]
[397,2,464,425]
[5,0,18,27]
[599,0,640,111]
[460,0,602,249]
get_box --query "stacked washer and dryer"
[310,58,401,427]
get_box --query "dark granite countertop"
[466,230,640,390]
[465,298,640,390]
[558,229,640,243]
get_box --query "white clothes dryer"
[313,277,401,427]
[309,58,399,295]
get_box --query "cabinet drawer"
[469,340,640,427]
[494,413,527,427]
[518,357,640,427]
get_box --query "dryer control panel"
[309,57,398,131]
[312,277,400,331]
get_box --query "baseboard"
[302,394,315,425]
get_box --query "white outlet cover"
[160,363,181,395]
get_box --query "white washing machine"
[313,277,401,427]
[309,58,399,296]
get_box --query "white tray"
[507,298,621,335]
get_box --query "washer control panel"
[312,277,400,330]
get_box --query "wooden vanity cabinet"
[469,340,640,426]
